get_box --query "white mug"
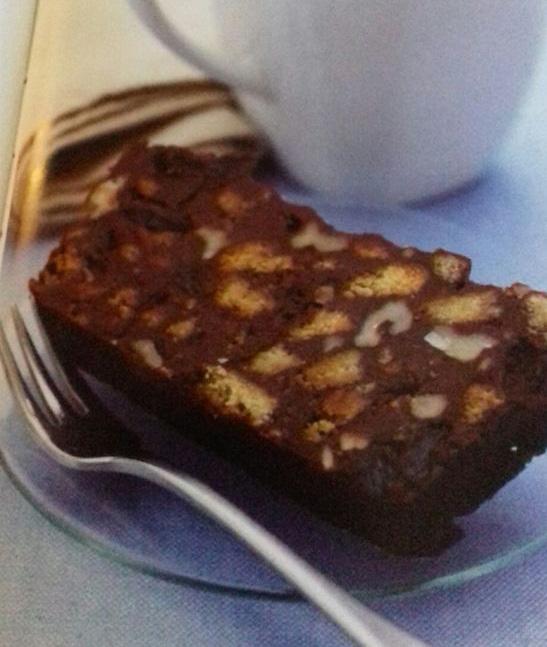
[129,0,545,205]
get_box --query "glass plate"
[1,0,547,602]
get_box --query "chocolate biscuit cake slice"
[31,145,547,553]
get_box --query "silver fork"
[0,303,428,647]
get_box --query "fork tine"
[0,320,60,434]
[5,311,64,425]
[0,321,81,468]
[16,302,89,417]
[10,307,69,426]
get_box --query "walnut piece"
[344,264,428,298]
[300,350,362,390]
[425,290,501,324]
[321,446,335,470]
[220,242,293,273]
[131,339,164,371]
[354,301,413,348]
[248,345,301,375]
[410,394,448,419]
[339,432,369,451]
[87,176,126,218]
[291,222,348,252]
[200,365,276,426]
[323,335,345,352]
[196,227,227,260]
[216,278,273,317]
[166,318,196,340]
[424,326,497,362]
[290,310,353,340]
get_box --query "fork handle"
[107,457,427,647]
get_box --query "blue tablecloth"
[2,15,547,647]
[2,459,547,647]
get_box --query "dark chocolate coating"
[31,145,547,553]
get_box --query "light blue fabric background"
[2,9,547,647]
[2,462,547,647]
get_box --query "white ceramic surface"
[130,0,546,205]
[0,1,37,237]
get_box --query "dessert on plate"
[30,144,547,553]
